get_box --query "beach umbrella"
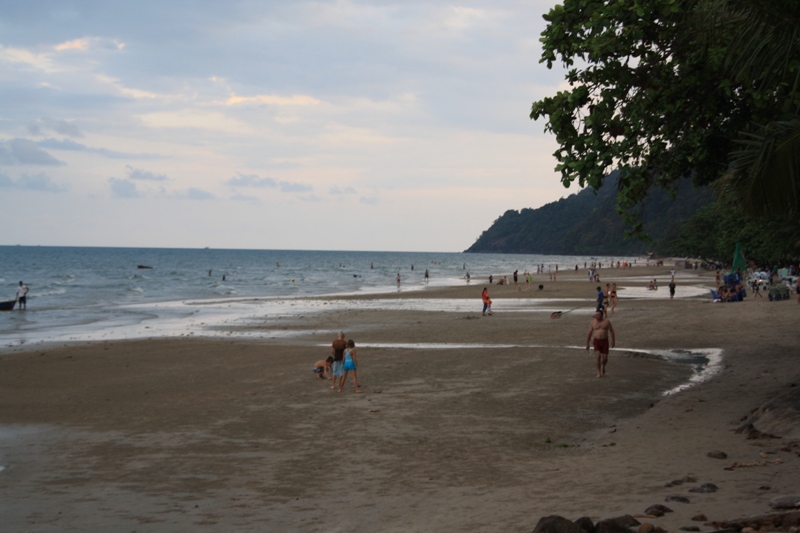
[731,242,747,273]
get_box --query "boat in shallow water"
[0,300,16,311]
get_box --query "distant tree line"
[465,173,800,264]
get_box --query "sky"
[0,0,575,252]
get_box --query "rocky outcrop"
[737,387,800,439]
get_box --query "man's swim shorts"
[593,338,609,355]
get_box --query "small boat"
[0,299,16,311]
[137,265,153,269]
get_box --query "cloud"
[36,139,160,160]
[108,177,141,198]
[108,174,213,200]
[174,187,215,200]
[279,181,312,193]
[359,196,379,205]
[231,193,260,203]
[227,172,311,194]
[0,171,67,192]
[0,139,65,166]
[329,186,358,195]
[28,118,83,138]
[226,172,277,188]
[126,165,168,181]
[0,44,57,72]
[226,94,320,106]
[54,37,125,52]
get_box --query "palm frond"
[717,119,800,217]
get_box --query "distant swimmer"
[424,269,429,283]
[396,273,401,287]
[276,262,280,267]
[586,311,615,378]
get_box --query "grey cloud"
[279,181,312,193]
[108,177,141,198]
[28,118,83,138]
[329,186,357,195]
[226,173,277,188]
[231,193,260,203]
[227,172,309,194]
[0,171,67,192]
[359,196,379,205]
[37,139,160,160]
[174,188,215,200]
[0,139,65,166]
[126,165,168,181]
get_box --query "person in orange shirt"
[482,287,493,316]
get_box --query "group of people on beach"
[313,331,362,393]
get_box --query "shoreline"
[1,264,799,531]
[1,262,708,351]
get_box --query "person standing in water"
[16,281,29,310]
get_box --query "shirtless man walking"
[586,311,615,378]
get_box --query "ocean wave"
[31,287,68,298]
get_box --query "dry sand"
[1,265,799,532]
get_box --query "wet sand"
[1,265,799,532]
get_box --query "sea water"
[0,246,639,348]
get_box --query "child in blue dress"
[339,339,363,393]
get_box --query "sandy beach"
[1,264,799,532]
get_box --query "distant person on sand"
[609,283,618,314]
[795,276,800,304]
[331,332,347,390]
[482,287,493,316]
[595,286,606,317]
[586,311,615,378]
[313,357,334,380]
[339,339,363,393]
[669,280,676,300]
[16,281,28,310]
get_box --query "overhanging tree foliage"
[530,0,800,236]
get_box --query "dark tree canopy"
[530,0,800,235]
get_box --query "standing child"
[339,339,363,393]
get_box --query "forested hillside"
[465,174,713,255]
